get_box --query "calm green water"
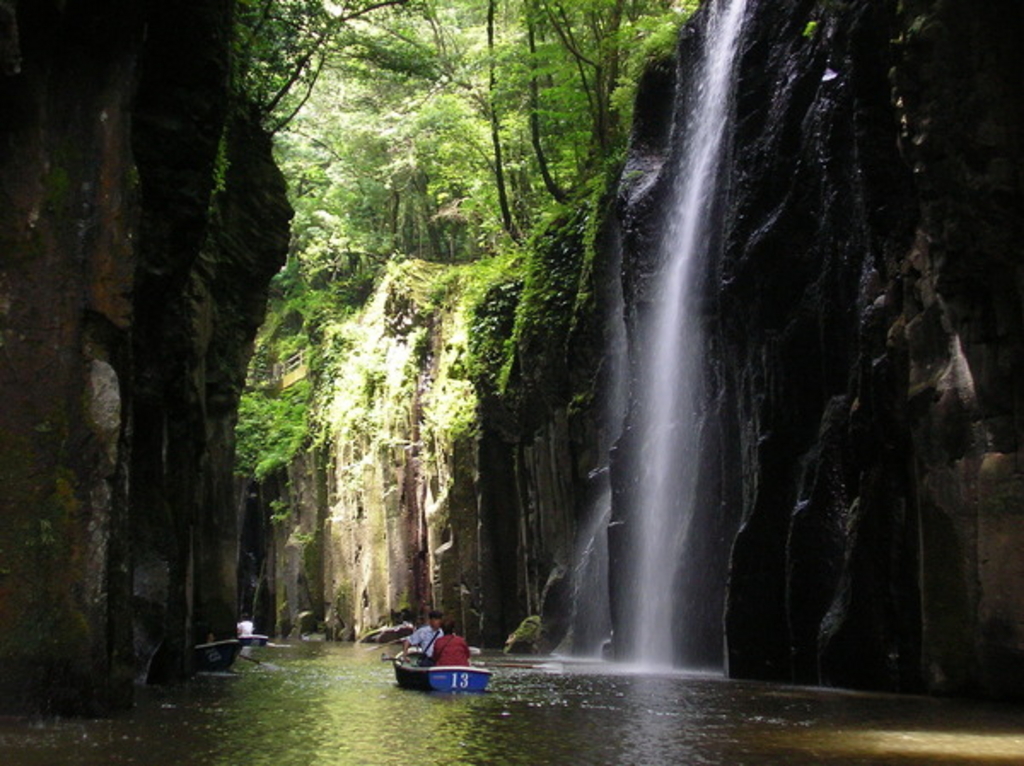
[2,642,1024,765]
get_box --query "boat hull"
[194,639,241,671]
[393,660,491,692]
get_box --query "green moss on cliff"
[0,429,91,666]
[466,272,523,396]
[236,380,310,479]
[512,206,589,368]
[239,150,620,641]
[463,179,613,425]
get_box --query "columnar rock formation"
[0,0,290,714]
[243,250,615,650]
[616,0,1023,697]
[248,0,1023,701]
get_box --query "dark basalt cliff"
[616,0,1022,697]
[0,0,290,714]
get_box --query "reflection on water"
[2,643,1023,765]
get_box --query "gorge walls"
[0,0,140,715]
[247,227,618,651]
[715,0,922,691]
[616,0,1023,697]
[1,0,1019,717]
[891,0,1024,697]
[0,0,290,713]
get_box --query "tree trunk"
[488,0,518,240]
[526,0,567,202]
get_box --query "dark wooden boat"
[238,633,269,647]
[194,639,241,671]
[392,658,491,692]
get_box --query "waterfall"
[567,480,613,656]
[567,222,628,658]
[622,0,749,667]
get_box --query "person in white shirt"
[237,616,255,638]
[402,610,444,665]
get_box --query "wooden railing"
[279,352,308,389]
[247,351,308,390]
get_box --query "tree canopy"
[252,0,693,276]
[234,0,696,475]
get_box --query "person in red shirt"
[432,621,471,666]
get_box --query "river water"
[2,642,1023,765]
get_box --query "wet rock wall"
[0,0,290,713]
[0,0,141,715]
[617,0,1023,697]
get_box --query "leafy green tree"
[236,0,697,478]
[236,380,311,479]
[235,0,410,132]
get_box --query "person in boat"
[432,621,471,667]
[402,609,444,666]
[237,615,255,638]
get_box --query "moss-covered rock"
[504,615,545,654]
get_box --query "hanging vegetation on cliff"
[238,0,694,477]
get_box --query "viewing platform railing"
[247,351,308,390]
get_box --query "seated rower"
[402,610,444,666]
[237,615,254,638]
[432,621,471,667]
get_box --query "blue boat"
[393,658,491,692]
[194,639,241,671]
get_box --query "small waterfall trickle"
[566,225,628,658]
[567,479,612,656]
[619,0,749,668]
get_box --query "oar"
[362,637,407,651]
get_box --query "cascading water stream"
[567,484,613,656]
[566,224,627,658]
[625,0,749,668]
